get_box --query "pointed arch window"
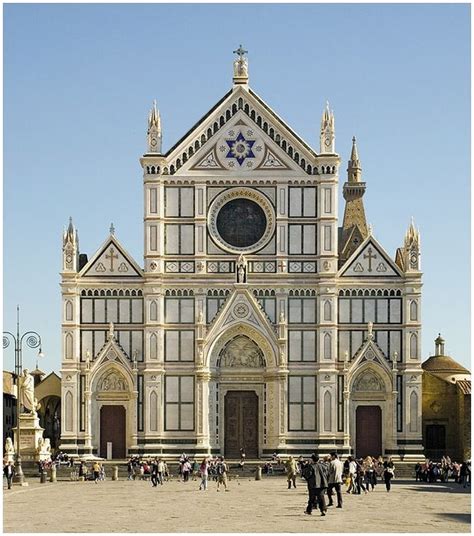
[323,391,332,432]
[410,333,418,359]
[65,301,73,322]
[65,391,73,432]
[409,391,418,432]
[65,333,73,359]
[323,333,332,359]
[150,300,158,322]
[323,300,332,322]
[150,391,158,432]
[150,333,158,360]
[410,301,418,321]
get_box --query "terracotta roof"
[422,355,470,374]
[457,380,471,395]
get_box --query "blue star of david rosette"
[225,132,256,166]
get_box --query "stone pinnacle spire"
[147,100,162,153]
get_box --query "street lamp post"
[3,305,43,485]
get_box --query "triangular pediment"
[349,336,392,376]
[205,288,278,347]
[80,234,143,278]
[91,333,133,370]
[162,86,321,177]
[339,236,402,278]
[179,112,303,176]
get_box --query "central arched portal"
[224,390,259,458]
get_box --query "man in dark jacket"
[150,458,159,487]
[304,454,328,516]
[4,462,15,489]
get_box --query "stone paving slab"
[3,477,471,533]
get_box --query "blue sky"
[4,3,470,373]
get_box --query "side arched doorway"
[100,405,126,459]
[350,366,393,459]
[356,405,382,458]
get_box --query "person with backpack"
[303,454,328,516]
[216,456,229,492]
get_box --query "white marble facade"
[60,52,423,460]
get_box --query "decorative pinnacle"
[148,100,161,130]
[110,222,115,235]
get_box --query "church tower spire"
[339,137,369,266]
[62,217,79,272]
[320,101,335,153]
[147,100,162,154]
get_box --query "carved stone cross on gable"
[363,247,377,272]
[105,247,118,272]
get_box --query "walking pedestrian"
[383,457,395,492]
[327,453,343,508]
[216,456,229,492]
[285,456,298,489]
[92,461,101,484]
[4,462,15,489]
[303,454,328,516]
[150,458,159,487]
[199,457,209,491]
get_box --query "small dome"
[422,355,470,374]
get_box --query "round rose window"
[208,188,275,254]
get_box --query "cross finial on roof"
[233,44,248,61]
[110,222,115,235]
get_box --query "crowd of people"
[415,457,471,487]
[295,453,396,516]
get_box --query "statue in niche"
[367,321,374,340]
[220,336,264,368]
[237,254,247,283]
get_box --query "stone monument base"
[14,413,45,462]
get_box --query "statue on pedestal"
[4,437,15,463]
[19,369,40,414]
[37,437,52,461]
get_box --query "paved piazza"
[3,477,471,533]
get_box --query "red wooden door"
[225,391,258,458]
[356,406,382,458]
[100,405,126,459]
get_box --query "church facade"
[60,51,424,460]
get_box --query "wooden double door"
[224,391,259,458]
[100,405,126,459]
[355,405,382,458]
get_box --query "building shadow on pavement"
[403,485,471,494]
[434,513,471,524]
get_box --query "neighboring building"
[36,372,62,450]
[3,371,17,448]
[422,335,471,462]
[60,50,424,460]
